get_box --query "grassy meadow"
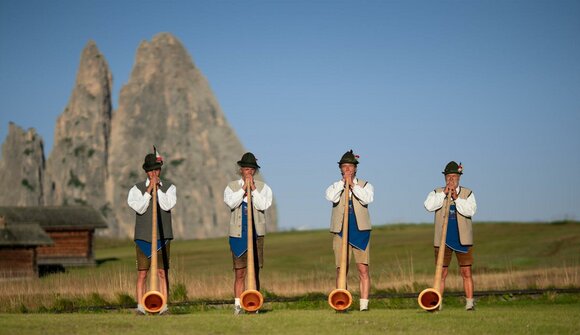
[1,221,579,314]
[1,297,580,335]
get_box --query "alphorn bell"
[142,181,167,313]
[240,179,264,312]
[328,181,353,311]
[417,189,454,311]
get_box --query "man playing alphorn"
[326,150,374,311]
[224,152,273,315]
[128,148,177,315]
[424,161,477,311]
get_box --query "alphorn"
[417,189,454,311]
[328,181,353,311]
[142,182,167,313]
[240,179,264,312]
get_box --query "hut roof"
[0,206,108,230]
[0,222,54,247]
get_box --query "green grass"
[1,294,579,335]
[1,222,579,334]
[1,221,579,314]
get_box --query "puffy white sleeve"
[325,180,345,203]
[352,182,374,205]
[252,183,273,211]
[424,190,445,212]
[127,185,152,215]
[224,184,245,209]
[157,184,177,211]
[455,192,477,217]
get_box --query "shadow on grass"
[96,257,119,266]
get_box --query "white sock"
[360,299,369,310]
[234,298,241,307]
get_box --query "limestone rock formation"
[107,33,277,238]
[0,123,45,205]
[0,34,277,238]
[43,41,112,216]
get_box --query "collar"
[145,179,163,187]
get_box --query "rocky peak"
[0,34,277,238]
[43,40,113,213]
[0,123,45,206]
[108,33,277,238]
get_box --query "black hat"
[442,161,463,175]
[142,153,163,171]
[338,150,359,165]
[237,152,260,169]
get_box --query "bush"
[116,293,136,308]
[170,282,188,302]
[51,298,75,313]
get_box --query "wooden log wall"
[0,247,36,278]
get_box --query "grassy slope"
[1,222,579,334]
[1,222,579,313]
[96,222,580,293]
[90,222,580,301]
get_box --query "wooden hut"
[0,217,53,278]
[0,206,108,267]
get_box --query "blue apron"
[338,200,371,250]
[445,204,469,253]
[136,239,168,258]
[229,201,256,257]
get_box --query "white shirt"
[423,187,477,217]
[223,179,273,211]
[325,177,374,205]
[127,179,177,215]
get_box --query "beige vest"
[330,179,372,233]
[228,180,267,237]
[433,187,473,246]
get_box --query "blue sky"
[1,0,579,230]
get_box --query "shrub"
[21,179,34,191]
[116,293,136,308]
[171,282,188,302]
[68,170,85,189]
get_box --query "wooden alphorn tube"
[142,182,167,313]
[417,191,453,311]
[328,181,353,311]
[240,179,264,312]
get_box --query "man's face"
[240,167,256,180]
[445,173,460,188]
[340,163,357,178]
[146,169,161,180]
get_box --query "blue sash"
[229,201,256,257]
[445,204,469,253]
[136,239,168,258]
[338,200,371,250]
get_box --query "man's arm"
[325,180,345,203]
[455,193,477,217]
[157,184,177,211]
[352,182,374,205]
[252,184,273,211]
[128,185,151,214]
[224,183,245,209]
[424,190,445,212]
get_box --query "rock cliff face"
[43,41,112,213]
[107,33,277,238]
[1,34,277,238]
[0,123,45,206]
